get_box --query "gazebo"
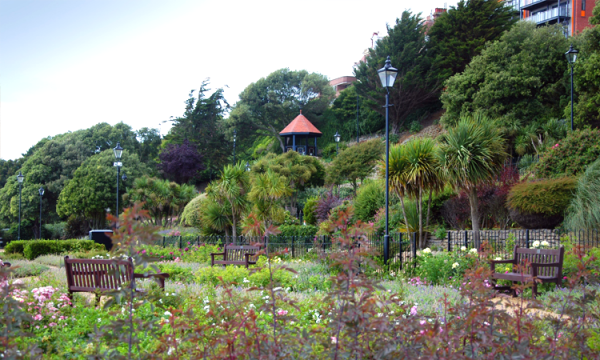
[279,110,322,156]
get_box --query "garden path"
[491,296,567,320]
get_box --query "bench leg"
[95,293,101,306]
[68,291,74,307]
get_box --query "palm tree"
[208,163,250,240]
[248,169,292,228]
[437,114,508,248]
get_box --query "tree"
[206,163,251,239]
[247,169,292,228]
[135,127,162,167]
[437,115,508,248]
[326,139,384,193]
[157,140,205,184]
[166,80,229,180]
[56,149,149,229]
[427,0,518,81]
[227,69,335,152]
[384,138,444,248]
[354,11,440,134]
[440,22,569,128]
[124,176,196,227]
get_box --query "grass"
[5,259,50,278]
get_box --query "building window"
[582,0,586,10]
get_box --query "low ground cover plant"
[5,240,104,260]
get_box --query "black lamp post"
[122,173,127,182]
[38,187,44,239]
[334,132,341,154]
[233,129,237,164]
[377,56,398,266]
[565,45,578,131]
[113,142,123,215]
[16,171,24,240]
[245,161,251,172]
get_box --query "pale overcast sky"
[0,0,456,160]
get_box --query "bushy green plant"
[321,143,348,159]
[565,157,600,230]
[157,263,196,283]
[195,265,250,286]
[415,249,476,286]
[43,222,66,240]
[277,224,318,237]
[409,121,422,133]
[5,239,104,260]
[6,260,50,278]
[248,266,294,288]
[303,197,319,225]
[180,194,206,228]
[534,128,600,178]
[507,177,577,216]
[354,180,384,222]
[433,225,447,240]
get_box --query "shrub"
[303,197,319,225]
[180,194,206,228]
[156,263,196,283]
[6,240,104,260]
[5,240,27,255]
[321,143,348,159]
[43,222,66,240]
[534,128,600,178]
[277,224,318,237]
[409,121,422,133]
[64,215,90,239]
[5,260,49,278]
[507,177,576,216]
[354,180,384,222]
[565,157,600,230]
[315,191,344,223]
[195,265,249,287]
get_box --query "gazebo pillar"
[292,135,296,152]
[314,137,317,156]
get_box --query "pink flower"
[141,250,146,254]
[277,309,288,316]
[174,257,181,263]
[420,320,426,325]
[410,306,418,316]
[49,322,57,327]
[331,336,337,344]
[33,314,43,321]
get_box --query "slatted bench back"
[514,247,563,277]
[65,256,134,292]
[225,245,259,262]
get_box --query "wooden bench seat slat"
[211,245,260,268]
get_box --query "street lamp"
[245,161,251,172]
[16,171,24,240]
[565,45,578,131]
[38,187,44,239]
[377,56,398,266]
[122,173,127,182]
[334,132,341,154]
[233,129,237,164]
[113,142,123,215]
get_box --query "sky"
[0,0,456,160]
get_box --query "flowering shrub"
[412,248,477,286]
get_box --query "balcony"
[520,0,556,9]
[525,6,570,24]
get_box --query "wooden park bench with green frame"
[210,244,260,268]
[490,245,565,299]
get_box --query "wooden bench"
[211,244,260,268]
[64,256,169,304]
[0,260,10,267]
[490,246,564,298]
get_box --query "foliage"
[326,139,384,193]
[5,260,49,278]
[409,121,422,133]
[565,157,600,230]
[414,249,477,286]
[507,177,577,216]
[278,224,319,237]
[514,118,569,156]
[56,149,148,228]
[63,215,90,239]
[165,80,230,180]
[251,150,325,192]
[124,176,196,227]
[353,180,384,222]
[315,191,344,224]
[180,193,206,228]
[427,0,518,81]
[534,128,600,178]
[441,22,569,129]
[43,222,66,240]
[354,11,440,133]
[227,68,335,153]
[302,197,319,225]
[247,169,292,228]
[157,140,205,184]
[5,239,104,260]
[0,159,22,189]
[296,186,353,210]
[437,115,508,244]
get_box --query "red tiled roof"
[279,111,322,136]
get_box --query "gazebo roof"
[279,111,322,137]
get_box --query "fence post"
[399,233,403,270]
[179,236,182,249]
[447,231,451,252]
[411,233,417,269]
[291,236,295,258]
[464,230,468,250]
[162,236,165,248]
[526,229,530,248]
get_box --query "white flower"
[452,262,459,269]
[203,297,209,304]
[469,248,478,254]
[164,311,172,317]
[532,241,540,248]
[461,246,467,251]
[243,278,250,283]
[541,241,550,247]
[495,257,502,261]
[203,305,210,312]
[422,248,432,254]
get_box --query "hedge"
[5,240,105,260]
[507,177,577,216]
[278,224,319,237]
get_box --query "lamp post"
[233,129,237,164]
[122,173,127,182]
[38,187,44,239]
[113,142,123,215]
[377,56,398,266]
[245,161,251,172]
[16,171,24,240]
[334,132,341,154]
[565,45,578,131]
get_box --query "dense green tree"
[56,149,149,229]
[227,69,335,152]
[326,139,384,193]
[440,22,569,128]
[437,115,508,247]
[0,159,22,189]
[124,176,196,227]
[427,0,518,81]
[354,11,440,133]
[165,80,229,180]
[135,127,162,166]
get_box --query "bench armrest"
[490,259,515,272]
[211,252,225,266]
[134,272,170,289]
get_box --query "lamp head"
[334,132,341,143]
[377,56,398,88]
[245,161,251,172]
[39,187,44,196]
[113,142,124,160]
[16,171,24,184]
[565,45,579,65]
[122,173,127,181]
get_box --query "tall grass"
[565,157,600,229]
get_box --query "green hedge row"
[5,240,105,260]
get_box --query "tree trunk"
[399,195,409,236]
[467,187,481,250]
[276,134,285,152]
[418,186,424,249]
[425,188,433,231]
[232,212,237,243]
